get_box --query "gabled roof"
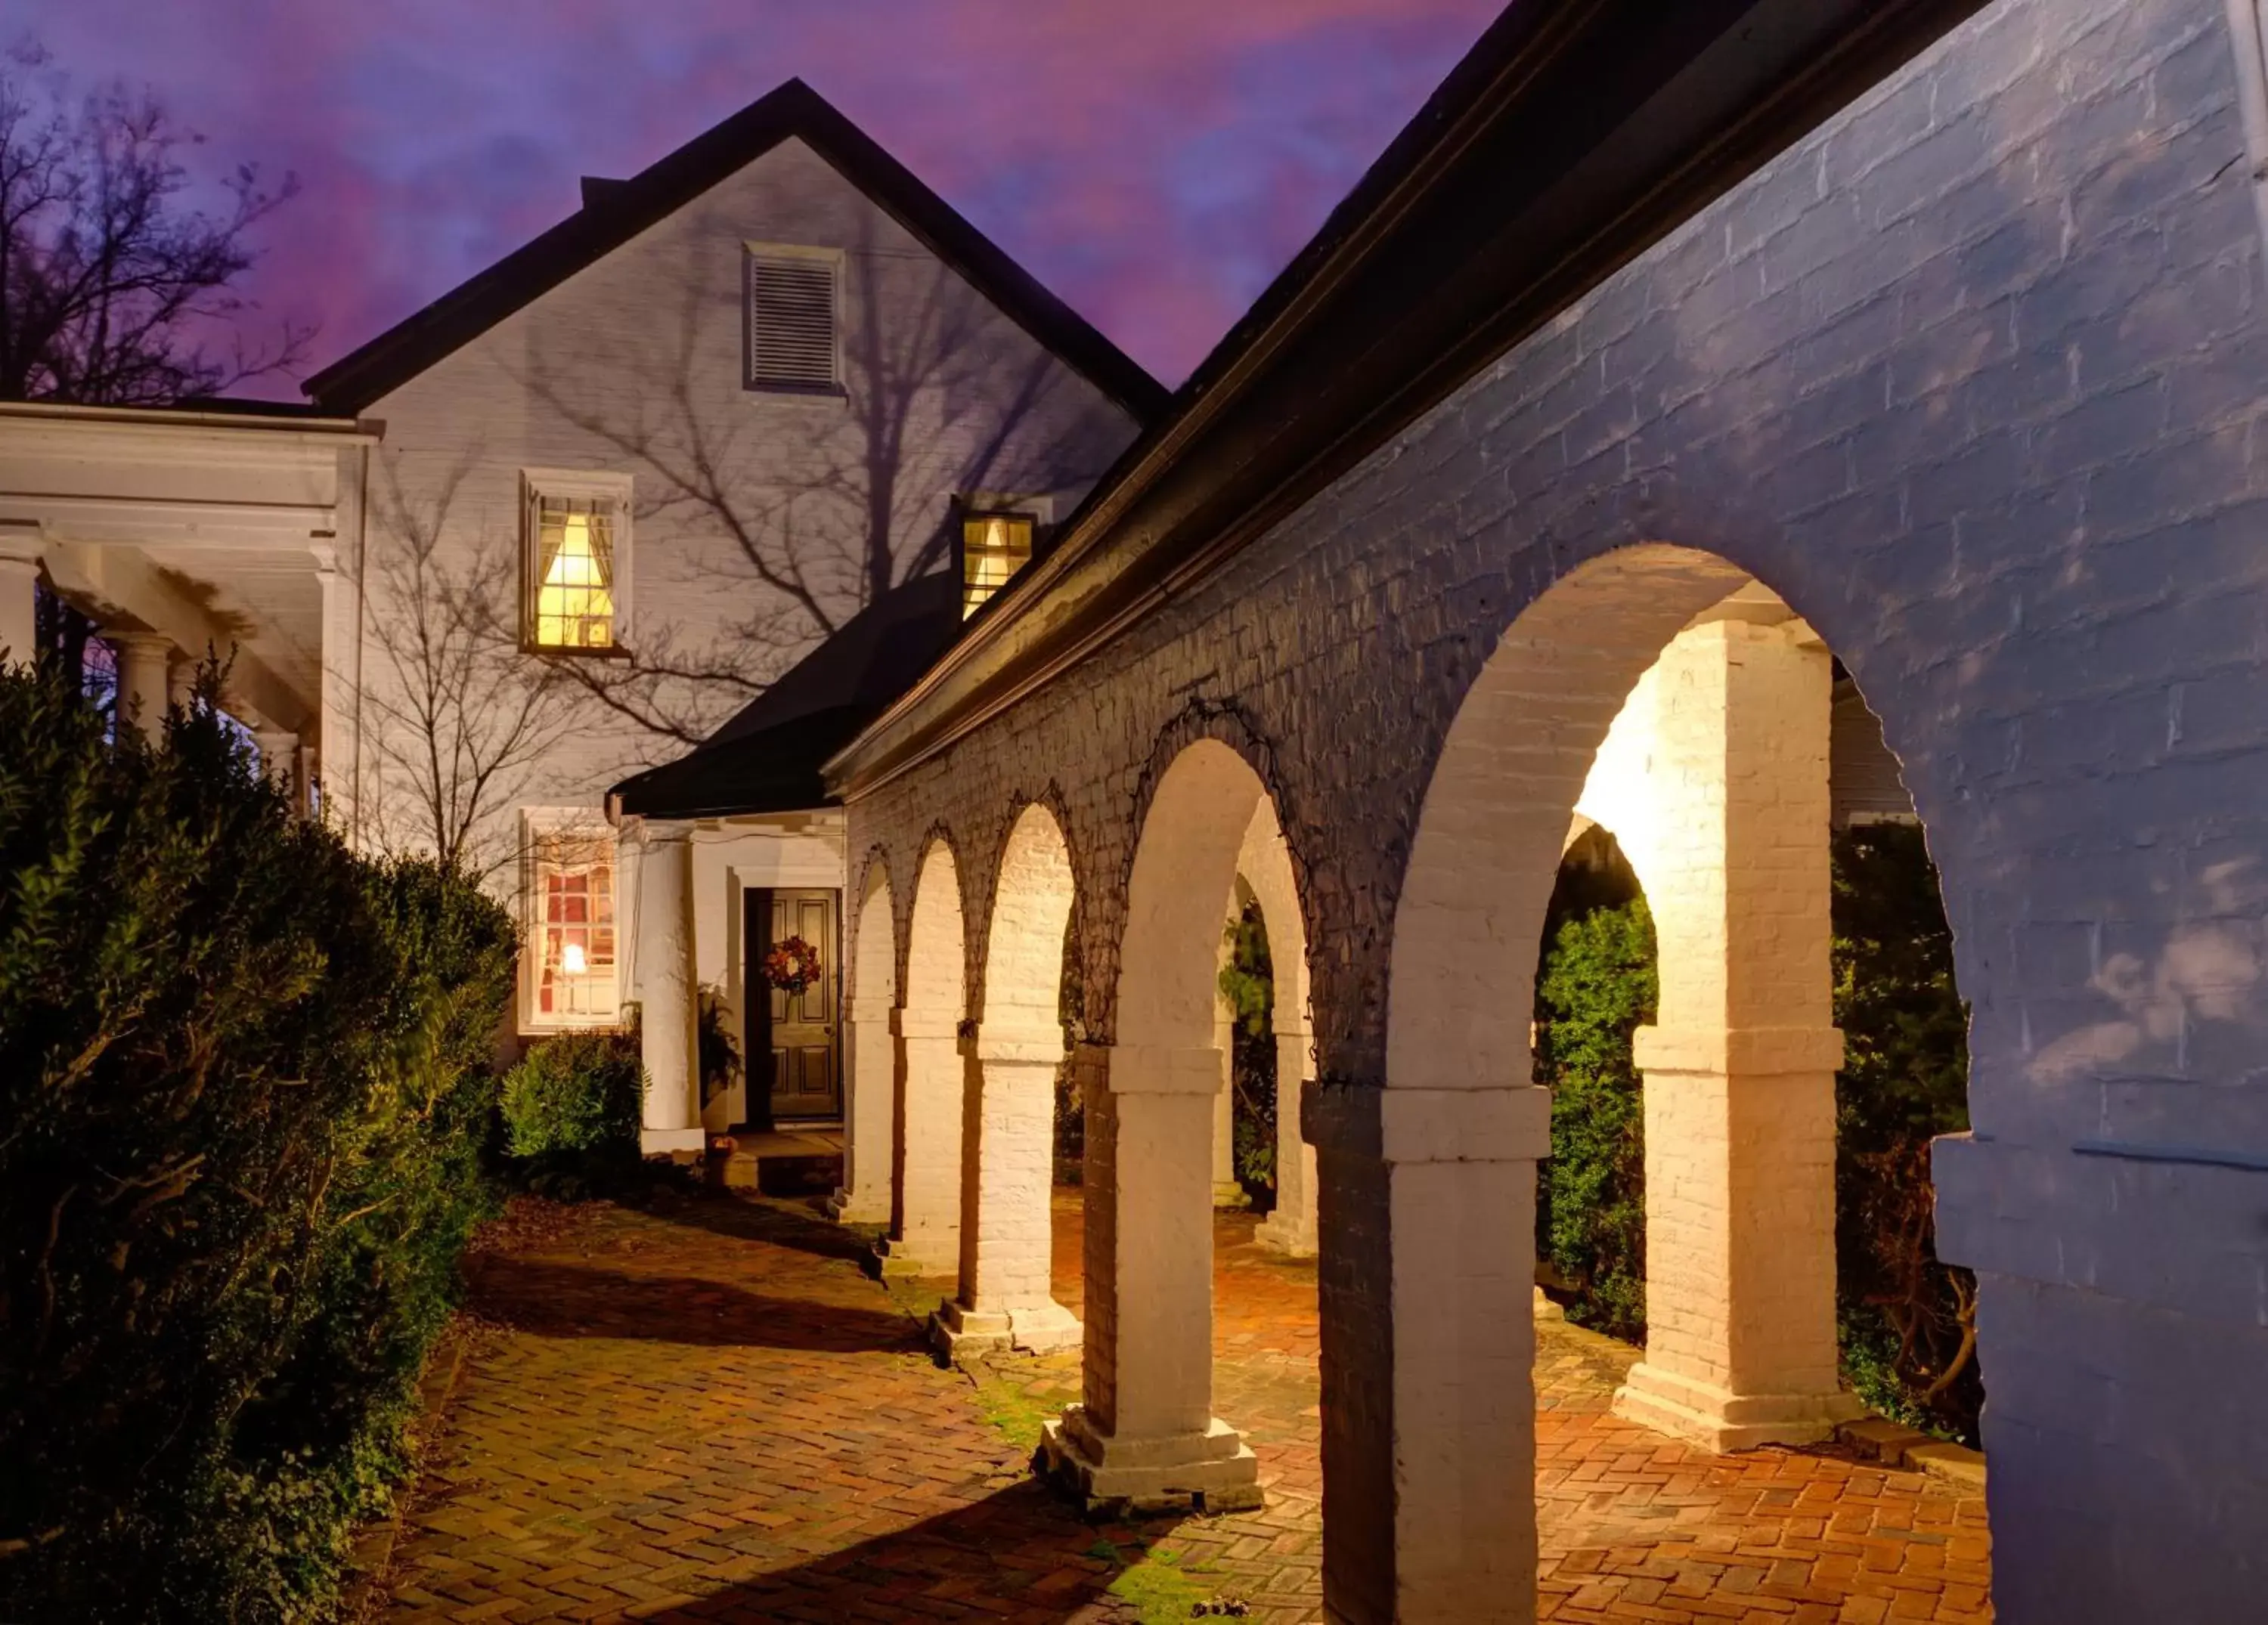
[609,570,959,821]
[302,79,1167,420]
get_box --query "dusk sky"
[12,2,1509,398]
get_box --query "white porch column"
[636,825,705,1153]
[1253,1020,1318,1256]
[874,1006,963,1277]
[166,652,198,713]
[1610,614,1858,1451]
[828,1008,896,1222]
[1040,1042,1259,1512]
[112,631,172,744]
[934,1026,1080,1354]
[0,539,40,670]
[250,724,302,816]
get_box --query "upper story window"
[744,243,843,394]
[522,469,633,653]
[522,810,620,1032]
[961,510,1036,619]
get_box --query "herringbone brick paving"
[380,1189,1989,1623]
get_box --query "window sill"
[743,380,847,401]
[524,641,636,661]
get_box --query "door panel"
[764,887,841,1120]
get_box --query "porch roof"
[0,400,377,735]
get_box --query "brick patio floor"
[379,1188,1990,1623]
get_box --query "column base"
[1613,1360,1864,1453]
[640,1126,708,1156]
[1212,1181,1249,1210]
[1038,1404,1263,1515]
[1251,1212,1316,1257]
[931,1297,1082,1358]
[825,1187,888,1224]
[871,1234,956,1280]
[1532,1286,1565,1322]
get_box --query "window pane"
[531,828,620,1023]
[962,513,1035,619]
[529,495,618,649]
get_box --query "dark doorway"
[743,887,843,1125]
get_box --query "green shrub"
[1533,896,1656,1341]
[1831,822,1980,1443]
[500,1028,644,1160]
[0,661,514,1621]
[1218,901,1278,1203]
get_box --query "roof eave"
[822,0,1988,802]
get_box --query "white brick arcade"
[825,0,2268,1619]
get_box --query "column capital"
[966,1023,1067,1066]
[108,628,175,658]
[1633,1023,1844,1076]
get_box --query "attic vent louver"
[745,246,841,393]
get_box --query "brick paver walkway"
[380,1188,1989,1623]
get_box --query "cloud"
[12,0,1504,394]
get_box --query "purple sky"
[13,1,1507,398]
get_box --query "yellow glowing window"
[532,831,618,1023]
[962,512,1035,619]
[527,495,618,650]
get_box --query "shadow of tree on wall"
[513,212,1134,749]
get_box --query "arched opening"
[934,803,1082,1354]
[1233,794,1317,1256]
[829,860,897,1224]
[876,838,966,1278]
[1040,737,1311,1513]
[1375,543,1978,1618]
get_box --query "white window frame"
[519,806,624,1034]
[956,491,1055,619]
[742,241,845,395]
[520,468,635,655]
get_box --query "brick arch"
[905,829,969,1021]
[1388,543,1750,1091]
[981,799,1079,1043]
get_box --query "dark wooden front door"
[745,887,841,1123]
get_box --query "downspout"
[2223,0,2268,261]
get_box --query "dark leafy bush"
[1218,900,1278,1204]
[0,661,515,1621]
[1832,822,1979,1443]
[500,1029,643,1162]
[1533,896,1656,1341]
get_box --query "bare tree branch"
[358,454,583,882]
[0,39,310,405]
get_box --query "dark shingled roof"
[302,79,1167,422]
[609,571,959,820]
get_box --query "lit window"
[522,472,632,652]
[962,512,1036,619]
[745,244,842,393]
[525,819,619,1029]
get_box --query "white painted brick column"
[1606,613,1859,1451]
[635,825,705,1153]
[875,1007,963,1277]
[934,1025,1080,1354]
[1040,1042,1259,1512]
[1310,1079,1553,1623]
[827,1011,894,1222]
[1253,1020,1318,1256]
[1212,925,1245,1207]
